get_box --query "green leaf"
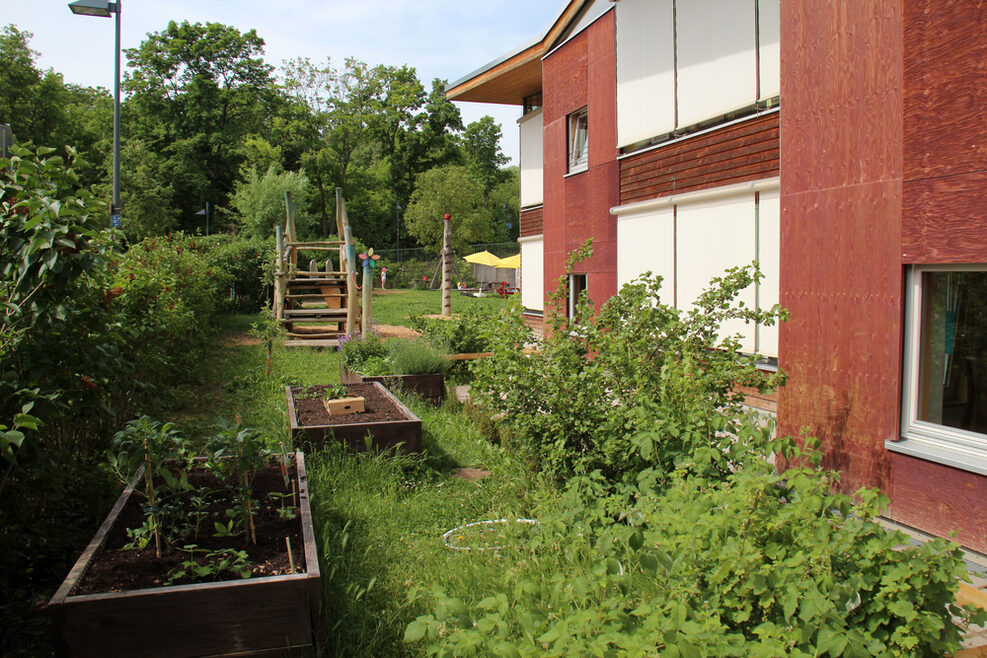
[782,589,798,622]
[817,628,848,656]
[404,620,427,643]
[640,553,659,576]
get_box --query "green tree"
[462,115,510,193]
[404,165,492,253]
[488,167,520,242]
[118,139,179,240]
[124,21,278,230]
[0,25,111,185]
[231,164,313,240]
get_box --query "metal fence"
[372,241,520,264]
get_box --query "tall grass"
[174,309,549,655]
[307,395,547,655]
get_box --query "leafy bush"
[339,331,390,375]
[407,245,985,654]
[197,234,273,313]
[340,332,450,376]
[408,436,987,656]
[409,303,499,355]
[110,233,231,393]
[471,241,785,482]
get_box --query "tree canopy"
[0,21,518,251]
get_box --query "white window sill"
[565,164,588,177]
[885,430,987,477]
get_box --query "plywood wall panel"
[782,4,903,195]
[620,112,779,204]
[541,13,619,318]
[520,206,544,238]
[779,183,903,495]
[903,1,987,182]
[902,171,987,262]
[888,453,987,551]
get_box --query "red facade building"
[449,0,987,553]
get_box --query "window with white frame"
[568,107,588,173]
[896,265,987,475]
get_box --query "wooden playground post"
[274,225,285,320]
[361,258,373,334]
[284,191,298,277]
[337,188,360,335]
[441,213,452,317]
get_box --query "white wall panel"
[676,0,757,127]
[616,206,675,304]
[676,194,756,352]
[757,0,780,99]
[616,0,675,147]
[520,238,544,311]
[756,189,780,357]
[519,110,543,208]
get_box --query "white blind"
[520,239,544,312]
[519,110,543,208]
[756,189,780,357]
[676,193,757,353]
[615,0,675,148]
[676,0,757,127]
[757,0,780,99]
[616,206,675,304]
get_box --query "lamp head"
[68,0,118,17]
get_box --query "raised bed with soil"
[287,382,422,453]
[48,452,321,658]
[339,363,445,404]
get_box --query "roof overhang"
[446,0,590,106]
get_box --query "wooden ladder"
[273,188,360,346]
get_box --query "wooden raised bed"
[287,382,422,453]
[339,363,445,404]
[48,452,321,658]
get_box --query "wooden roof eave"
[445,0,590,106]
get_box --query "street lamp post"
[68,0,122,229]
[196,202,210,236]
[395,202,402,262]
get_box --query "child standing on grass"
[380,267,387,289]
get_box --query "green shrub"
[339,331,390,375]
[409,303,498,355]
[471,241,785,482]
[111,233,231,393]
[408,437,987,656]
[197,234,273,313]
[408,243,984,656]
[340,332,450,376]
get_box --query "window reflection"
[918,271,987,434]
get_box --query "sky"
[2,0,565,165]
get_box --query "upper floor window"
[568,107,588,173]
[523,93,543,115]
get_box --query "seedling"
[106,417,190,558]
[166,545,252,585]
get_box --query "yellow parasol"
[495,254,521,269]
[463,250,502,267]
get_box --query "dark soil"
[293,383,409,426]
[74,462,304,595]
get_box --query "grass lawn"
[368,288,509,327]
[168,295,544,655]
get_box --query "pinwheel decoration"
[359,247,381,272]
